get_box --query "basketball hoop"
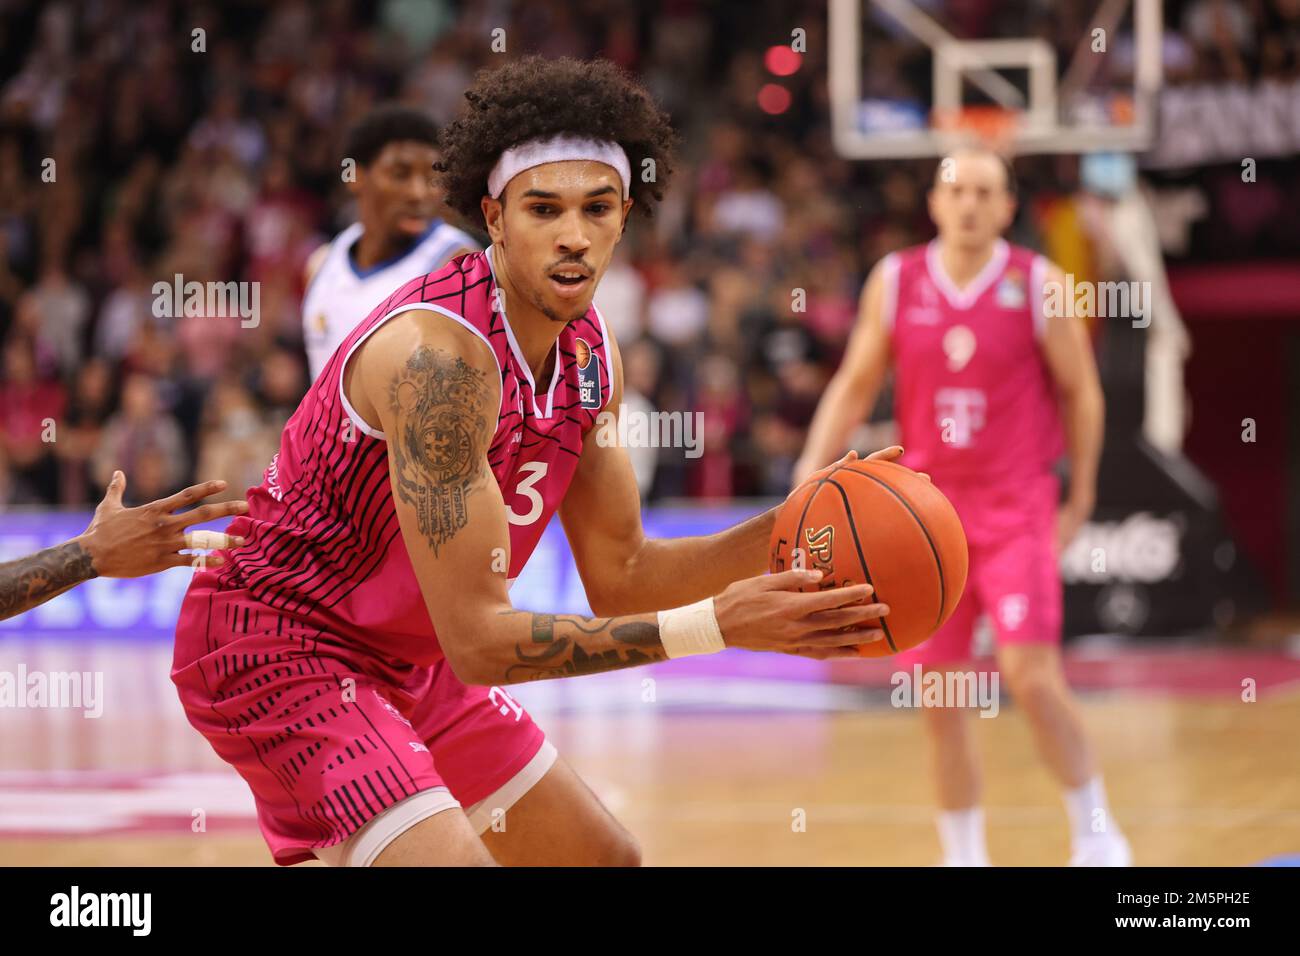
[931,106,1022,155]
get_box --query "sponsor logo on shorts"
[489,686,524,721]
[996,594,1029,631]
[372,689,415,730]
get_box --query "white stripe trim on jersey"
[590,303,617,411]
[337,302,505,441]
[925,238,1009,311]
[878,252,901,332]
[1029,254,1051,341]
[483,245,563,420]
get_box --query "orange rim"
[931,105,1021,151]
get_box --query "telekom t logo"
[997,594,1029,631]
[935,388,987,447]
[489,686,525,721]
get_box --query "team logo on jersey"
[905,279,942,325]
[574,337,602,410]
[996,269,1026,309]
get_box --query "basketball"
[769,459,969,657]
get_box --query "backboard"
[829,0,1163,159]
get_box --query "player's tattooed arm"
[388,346,491,557]
[496,610,665,683]
[0,541,96,622]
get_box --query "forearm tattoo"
[501,611,665,683]
[0,541,97,622]
[389,347,490,556]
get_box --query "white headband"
[488,134,631,201]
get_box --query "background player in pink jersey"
[174,57,896,868]
[795,147,1130,866]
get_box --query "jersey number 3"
[506,462,548,526]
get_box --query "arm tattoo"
[389,346,491,556]
[501,611,665,683]
[0,541,97,622]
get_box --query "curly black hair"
[435,56,678,228]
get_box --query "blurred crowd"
[0,0,1295,507]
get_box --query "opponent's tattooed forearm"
[0,540,97,622]
[500,610,665,683]
[389,347,491,557]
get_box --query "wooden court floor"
[2,684,1297,867]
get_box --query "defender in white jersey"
[302,106,477,379]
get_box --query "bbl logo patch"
[996,269,1026,309]
[575,337,602,410]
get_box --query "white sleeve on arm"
[879,252,901,332]
[1030,254,1050,341]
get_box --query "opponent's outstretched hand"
[79,471,249,577]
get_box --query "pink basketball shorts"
[172,583,546,865]
[896,471,1063,666]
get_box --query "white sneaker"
[1069,833,1133,866]
[937,857,992,867]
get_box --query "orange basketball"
[769,459,968,657]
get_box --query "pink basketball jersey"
[195,247,613,666]
[883,239,1065,483]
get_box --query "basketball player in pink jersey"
[795,147,1131,866]
[173,57,892,867]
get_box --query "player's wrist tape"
[657,597,726,659]
[185,531,231,550]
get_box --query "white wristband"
[657,597,726,659]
